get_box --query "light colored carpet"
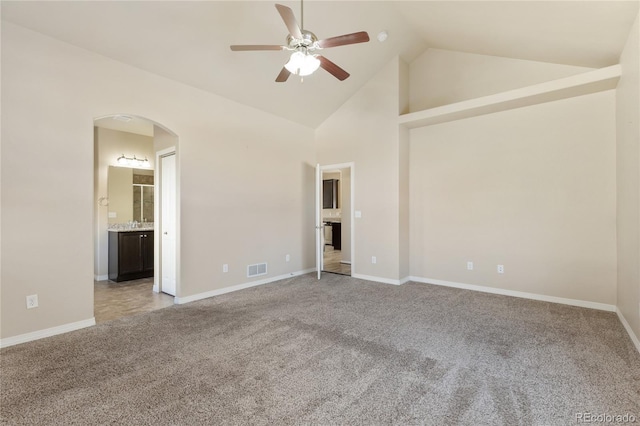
[2,273,639,425]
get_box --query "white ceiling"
[2,1,638,128]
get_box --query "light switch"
[355,211,362,218]
[108,212,117,218]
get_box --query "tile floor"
[323,246,351,275]
[94,277,174,323]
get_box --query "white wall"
[315,58,405,282]
[616,12,640,343]
[409,48,593,112]
[409,91,617,305]
[1,22,315,341]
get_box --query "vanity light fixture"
[116,154,150,168]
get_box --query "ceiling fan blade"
[276,67,291,82]
[230,45,285,51]
[318,56,350,81]
[275,4,303,39]
[318,31,370,49]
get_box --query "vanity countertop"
[108,226,155,233]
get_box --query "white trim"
[155,146,178,299]
[174,268,315,305]
[409,276,616,312]
[316,164,322,279]
[0,318,96,348]
[351,273,407,286]
[320,162,354,171]
[616,308,640,354]
[94,274,108,282]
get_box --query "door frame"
[317,161,355,278]
[154,147,180,297]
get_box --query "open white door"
[161,153,177,295]
[315,163,322,280]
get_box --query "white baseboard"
[409,276,617,312]
[0,318,96,349]
[94,274,108,282]
[351,273,408,286]
[174,268,316,305]
[616,308,640,354]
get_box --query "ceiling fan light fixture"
[230,3,369,82]
[284,51,320,76]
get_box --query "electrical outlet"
[222,264,228,273]
[467,261,474,271]
[497,265,504,274]
[285,254,290,262]
[26,294,38,309]
[371,256,377,264]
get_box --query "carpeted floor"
[2,273,639,425]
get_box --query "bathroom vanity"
[108,228,154,282]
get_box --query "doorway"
[93,115,179,320]
[317,163,354,278]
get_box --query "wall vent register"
[247,262,268,277]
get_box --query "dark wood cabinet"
[109,231,154,282]
[332,222,341,250]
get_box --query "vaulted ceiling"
[2,1,638,128]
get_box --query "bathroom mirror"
[108,166,154,224]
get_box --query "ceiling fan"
[230,2,370,82]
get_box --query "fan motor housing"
[287,30,318,50]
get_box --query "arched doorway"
[93,114,179,323]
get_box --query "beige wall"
[410,91,617,304]
[107,166,133,223]
[616,12,640,341]
[398,59,410,280]
[153,124,177,153]
[1,22,315,340]
[409,48,593,112]
[339,168,351,264]
[315,58,404,282]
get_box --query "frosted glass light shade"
[285,52,320,76]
